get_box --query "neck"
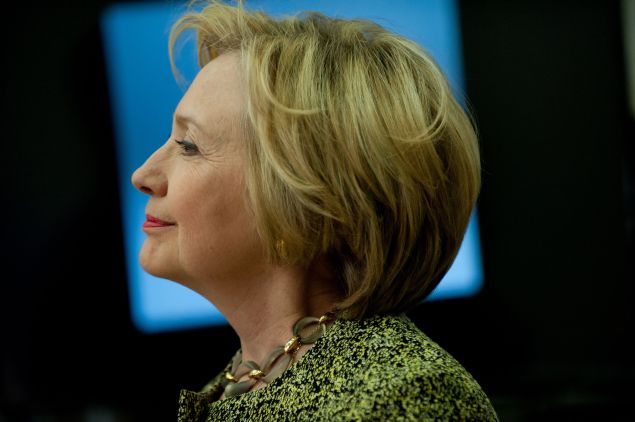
[199,257,341,365]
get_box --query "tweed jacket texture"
[177,313,499,421]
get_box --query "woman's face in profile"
[131,53,264,293]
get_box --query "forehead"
[175,52,245,137]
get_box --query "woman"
[132,0,498,420]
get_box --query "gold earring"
[275,239,287,260]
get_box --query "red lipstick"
[143,214,175,228]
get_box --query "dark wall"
[1,0,633,421]
[410,0,634,420]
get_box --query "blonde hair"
[169,0,481,319]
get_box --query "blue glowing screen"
[101,0,483,334]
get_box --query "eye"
[175,139,199,156]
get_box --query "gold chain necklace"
[222,312,336,398]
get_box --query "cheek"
[173,171,263,279]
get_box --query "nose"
[131,145,169,197]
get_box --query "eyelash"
[174,139,199,156]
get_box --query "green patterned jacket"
[177,313,499,421]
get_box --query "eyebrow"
[174,112,204,131]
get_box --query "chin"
[139,251,181,281]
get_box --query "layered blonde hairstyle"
[169,0,481,319]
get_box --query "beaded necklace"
[222,312,336,398]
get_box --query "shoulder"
[307,314,499,421]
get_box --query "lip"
[143,214,176,229]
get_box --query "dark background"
[2,0,633,420]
